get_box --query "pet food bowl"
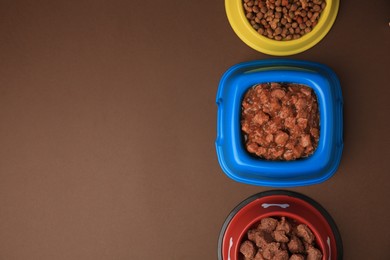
[215,59,343,187]
[218,190,343,260]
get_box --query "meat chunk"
[295,98,307,110]
[274,250,289,260]
[284,117,296,129]
[296,224,315,244]
[310,128,319,139]
[297,118,308,129]
[254,250,266,260]
[307,245,323,260]
[275,131,289,146]
[273,230,289,243]
[258,218,278,233]
[262,242,281,259]
[300,134,312,148]
[288,235,304,253]
[255,147,268,157]
[240,240,256,259]
[285,140,296,150]
[242,121,251,133]
[289,254,305,260]
[268,147,285,159]
[270,98,282,112]
[246,143,259,154]
[265,134,274,143]
[253,111,270,125]
[256,231,274,248]
[271,89,286,99]
[248,229,274,248]
[248,229,259,242]
[300,86,312,96]
[276,217,292,234]
[292,145,304,158]
[279,106,292,119]
[283,150,294,161]
[260,91,270,104]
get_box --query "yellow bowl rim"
[225,0,340,56]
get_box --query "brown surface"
[0,1,389,259]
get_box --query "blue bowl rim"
[216,59,343,187]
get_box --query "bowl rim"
[217,190,343,260]
[225,0,340,55]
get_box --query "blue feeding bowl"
[215,59,343,187]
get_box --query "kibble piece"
[290,4,298,11]
[247,12,255,19]
[313,4,321,11]
[299,0,308,8]
[258,27,265,34]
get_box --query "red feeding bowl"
[218,190,343,260]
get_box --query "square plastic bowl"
[215,59,343,187]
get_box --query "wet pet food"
[241,83,319,160]
[239,216,322,260]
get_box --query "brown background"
[0,0,389,259]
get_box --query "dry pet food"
[242,0,326,40]
[241,83,319,160]
[239,217,322,260]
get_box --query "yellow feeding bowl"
[225,0,339,56]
